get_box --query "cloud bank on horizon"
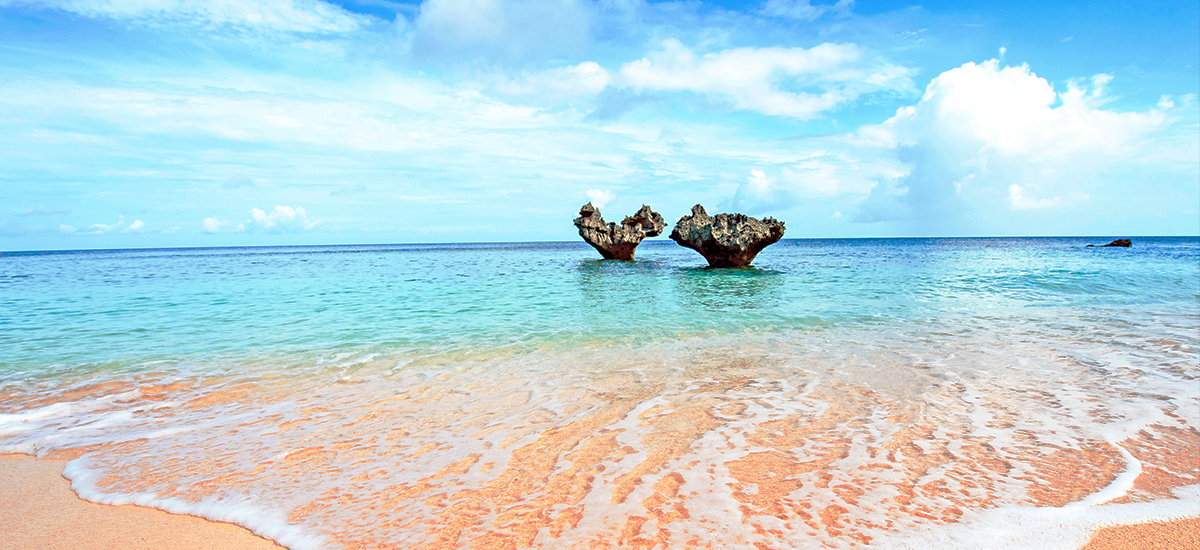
[1,0,1197,249]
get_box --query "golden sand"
[0,454,281,550]
[1080,517,1200,550]
[3,452,1197,550]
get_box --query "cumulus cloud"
[236,205,318,232]
[493,61,611,102]
[726,169,792,213]
[780,157,879,197]
[202,217,228,233]
[67,216,128,234]
[584,189,614,209]
[1,0,368,33]
[723,150,904,215]
[411,0,591,63]
[1007,184,1075,210]
[616,40,913,119]
[122,219,146,232]
[852,60,1167,230]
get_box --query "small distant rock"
[573,203,665,260]
[669,204,785,268]
[1087,238,1132,248]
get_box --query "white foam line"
[929,485,1199,550]
[63,458,329,550]
[144,425,200,440]
[0,402,74,436]
[1071,437,1141,508]
[60,410,134,433]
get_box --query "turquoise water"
[3,237,1196,375]
[1,237,1197,550]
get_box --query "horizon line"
[4,235,1197,256]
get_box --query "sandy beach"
[1,453,1194,550]
[0,454,280,550]
[1080,517,1200,550]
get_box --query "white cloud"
[2,0,368,33]
[779,154,881,197]
[74,216,126,234]
[853,60,1168,229]
[46,216,130,235]
[747,169,773,196]
[0,69,553,161]
[202,217,228,233]
[236,205,318,232]
[617,40,913,119]
[721,147,904,215]
[584,189,614,209]
[493,61,611,101]
[412,0,591,63]
[727,168,796,214]
[1007,184,1060,209]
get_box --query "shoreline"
[2,453,1196,549]
[0,453,282,550]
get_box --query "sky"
[1,0,1197,250]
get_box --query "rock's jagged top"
[573,203,664,261]
[621,204,666,237]
[669,204,785,268]
[1087,238,1132,248]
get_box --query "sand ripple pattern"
[2,310,1197,550]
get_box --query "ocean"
[1,237,1197,549]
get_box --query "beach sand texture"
[1081,517,1200,550]
[1,453,1195,550]
[0,454,281,550]
[0,335,1196,549]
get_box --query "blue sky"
[1,0,1197,250]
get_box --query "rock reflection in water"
[672,266,784,311]
[572,259,672,333]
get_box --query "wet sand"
[2,453,1196,550]
[1080,517,1200,550]
[0,454,281,550]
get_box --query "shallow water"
[1,238,1197,549]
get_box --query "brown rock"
[573,203,666,260]
[668,204,785,268]
[1087,238,1132,248]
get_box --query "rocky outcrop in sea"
[573,203,666,260]
[1087,238,1132,248]
[669,204,785,268]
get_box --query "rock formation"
[573,203,666,260]
[1087,238,1132,248]
[669,204,785,268]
